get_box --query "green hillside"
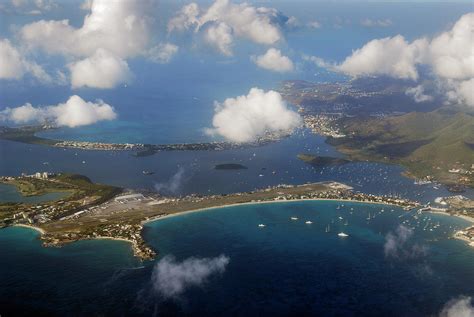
[328,109,474,187]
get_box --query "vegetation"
[0,174,121,224]
[297,154,350,167]
[0,126,58,145]
[328,109,474,186]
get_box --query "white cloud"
[205,22,234,56]
[429,13,474,81]
[311,13,474,107]
[0,95,117,127]
[154,168,186,195]
[18,0,155,88]
[307,20,321,29]
[146,43,179,64]
[206,88,301,143]
[384,225,428,260]
[439,296,474,317]
[69,48,131,89]
[0,39,25,79]
[168,0,286,55]
[20,0,153,59]
[360,18,392,27]
[253,48,294,72]
[168,3,200,33]
[285,16,300,29]
[336,35,427,80]
[10,0,56,13]
[151,255,230,299]
[0,38,52,82]
[406,85,434,103]
[302,54,332,68]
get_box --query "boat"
[290,217,298,220]
[305,221,313,224]
[338,216,343,220]
[325,224,330,232]
[258,224,266,227]
[338,232,349,237]
[142,170,154,175]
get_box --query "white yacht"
[305,221,313,224]
[258,224,266,227]
[290,217,298,220]
[338,232,349,237]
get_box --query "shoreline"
[426,209,474,224]
[142,198,412,226]
[14,224,46,234]
[7,198,474,258]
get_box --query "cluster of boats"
[258,216,349,237]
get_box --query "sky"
[0,0,472,143]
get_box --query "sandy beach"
[141,198,409,225]
[14,224,46,234]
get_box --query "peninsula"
[0,125,287,154]
[1,173,423,260]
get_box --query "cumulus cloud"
[360,18,392,27]
[336,35,427,80]
[146,43,179,64]
[253,48,294,72]
[439,296,474,317]
[69,48,131,89]
[18,0,155,88]
[151,255,230,299]
[206,88,301,143]
[384,225,428,260]
[0,38,51,82]
[205,22,234,56]
[168,0,287,55]
[312,13,474,107]
[20,0,152,59]
[0,95,117,127]
[406,85,434,103]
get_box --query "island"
[0,125,288,154]
[297,154,350,167]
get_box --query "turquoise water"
[1,201,473,315]
[0,183,67,203]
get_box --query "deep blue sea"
[1,201,473,316]
[1,2,473,316]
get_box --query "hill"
[327,109,474,187]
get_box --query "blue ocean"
[1,201,473,316]
[1,2,473,316]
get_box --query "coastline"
[14,224,46,234]
[142,198,474,226]
[6,197,473,259]
[142,198,411,226]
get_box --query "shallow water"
[0,183,67,203]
